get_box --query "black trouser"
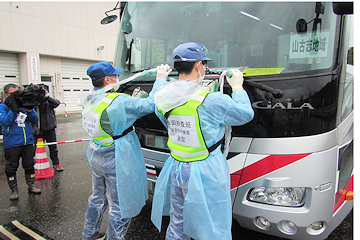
[5,144,35,177]
[34,129,59,165]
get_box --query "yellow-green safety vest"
[160,89,222,162]
[82,92,129,146]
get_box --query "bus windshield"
[114,2,338,78]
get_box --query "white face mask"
[113,79,120,91]
[111,76,120,84]
[110,76,120,90]
[101,76,120,92]
[197,63,206,84]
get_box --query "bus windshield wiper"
[245,81,283,101]
[129,68,178,76]
[206,68,283,101]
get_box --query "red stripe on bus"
[333,174,353,214]
[230,154,311,190]
[147,172,157,177]
[231,170,242,189]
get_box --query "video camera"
[21,83,48,109]
[16,84,48,109]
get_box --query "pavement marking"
[11,220,47,240]
[0,225,20,240]
[0,220,54,240]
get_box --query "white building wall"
[0,2,118,60]
[0,2,120,113]
[39,55,61,96]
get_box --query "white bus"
[113,2,353,239]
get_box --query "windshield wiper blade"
[206,69,228,75]
[206,68,283,100]
[130,68,179,76]
[131,68,151,74]
[245,81,283,99]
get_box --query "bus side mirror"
[332,2,353,15]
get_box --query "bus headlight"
[306,221,327,235]
[278,220,298,235]
[253,216,271,230]
[247,187,307,207]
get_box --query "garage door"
[0,52,20,98]
[61,59,97,112]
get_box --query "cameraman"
[0,83,41,200]
[33,86,63,172]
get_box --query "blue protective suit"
[83,79,164,240]
[151,80,254,240]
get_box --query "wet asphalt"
[0,113,353,240]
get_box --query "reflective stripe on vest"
[82,92,124,146]
[164,89,210,162]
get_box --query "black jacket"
[37,96,60,132]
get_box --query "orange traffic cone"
[34,138,55,180]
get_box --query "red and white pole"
[59,102,67,117]
[37,139,90,146]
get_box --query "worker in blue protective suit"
[151,42,254,240]
[81,61,165,240]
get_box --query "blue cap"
[87,61,123,80]
[173,42,213,62]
